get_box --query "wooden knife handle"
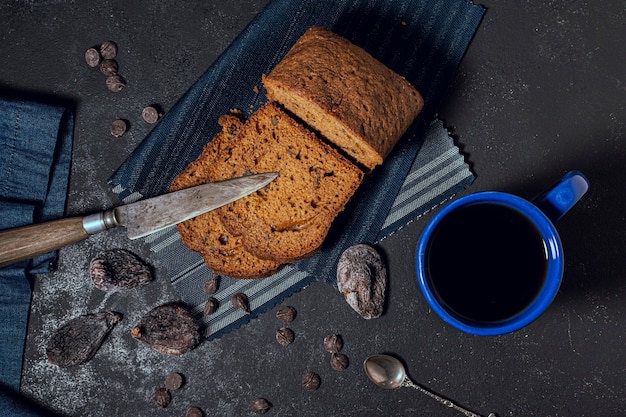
[0,217,90,268]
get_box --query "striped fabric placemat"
[141,118,473,340]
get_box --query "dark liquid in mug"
[426,203,549,323]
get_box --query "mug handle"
[532,170,589,223]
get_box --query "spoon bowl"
[363,353,407,389]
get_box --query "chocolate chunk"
[275,327,295,346]
[142,105,161,123]
[204,297,219,316]
[153,388,171,408]
[99,41,118,59]
[231,293,251,314]
[276,306,297,323]
[89,249,152,292]
[105,75,125,92]
[203,276,220,294]
[131,304,201,355]
[186,407,204,417]
[323,334,343,353]
[301,372,321,391]
[100,59,118,76]
[165,372,184,391]
[336,244,387,319]
[110,119,127,138]
[330,353,349,371]
[46,311,122,367]
[85,47,101,67]
[252,397,272,414]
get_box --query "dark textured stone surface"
[2,0,625,416]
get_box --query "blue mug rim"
[416,191,564,336]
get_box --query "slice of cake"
[263,26,424,171]
[207,102,364,263]
[170,113,283,278]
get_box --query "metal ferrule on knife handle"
[82,210,119,235]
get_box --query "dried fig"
[47,311,122,367]
[89,249,152,292]
[131,304,201,355]
[337,244,387,319]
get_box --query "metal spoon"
[363,354,497,417]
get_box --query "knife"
[0,172,278,268]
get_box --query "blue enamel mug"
[416,171,589,336]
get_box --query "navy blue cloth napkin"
[0,95,73,414]
[109,0,485,340]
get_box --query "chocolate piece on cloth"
[108,0,485,340]
[0,94,73,411]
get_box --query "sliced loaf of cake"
[263,26,424,171]
[170,26,424,278]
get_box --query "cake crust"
[263,26,424,171]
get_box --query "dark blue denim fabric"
[0,95,73,415]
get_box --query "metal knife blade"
[85,172,279,239]
[0,172,277,268]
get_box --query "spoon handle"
[401,377,496,417]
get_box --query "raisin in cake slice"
[263,26,424,171]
